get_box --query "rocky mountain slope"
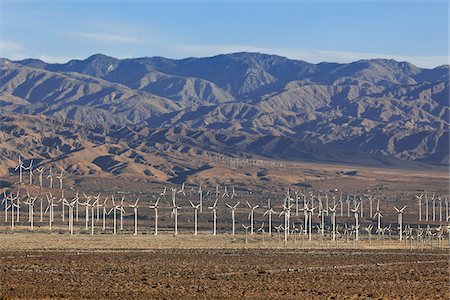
[0,52,448,179]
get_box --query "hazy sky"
[0,0,448,68]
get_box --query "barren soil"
[0,236,448,299]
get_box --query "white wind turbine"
[149,197,161,235]
[25,159,34,185]
[160,187,167,199]
[263,198,276,235]
[118,196,125,230]
[368,195,373,218]
[64,198,75,235]
[47,166,54,188]
[177,182,186,197]
[317,205,327,242]
[246,201,259,235]
[108,195,121,235]
[15,156,24,184]
[2,191,11,222]
[45,193,57,230]
[24,189,37,226]
[36,167,45,186]
[415,194,423,221]
[93,193,101,221]
[208,198,219,235]
[329,204,338,241]
[432,193,436,221]
[438,196,442,222]
[257,222,266,242]
[306,203,315,241]
[225,201,240,235]
[242,224,250,244]
[231,186,238,199]
[82,193,92,231]
[88,198,98,235]
[171,188,181,235]
[15,192,21,222]
[394,205,407,241]
[56,170,64,190]
[10,196,19,230]
[280,203,293,243]
[198,184,203,213]
[189,200,201,235]
[59,190,66,221]
[222,185,230,198]
[373,199,383,232]
[100,197,108,231]
[67,193,79,234]
[129,197,140,235]
[425,193,429,221]
[351,202,360,241]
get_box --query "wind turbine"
[89,198,98,235]
[25,159,34,185]
[2,192,11,223]
[225,201,240,235]
[171,188,181,235]
[394,205,407,241]
[425,193,429,221]
[432,194,436,221]
[365,224,374,245]
[108,195,120,234]
[47,166,54,188]
[15,156,24,184]
[294,191,300,216]
[129,197,140,235]
[306,203,315,241]
[415,194,423,221]
[317,205,327,242]
[351,202,360,241]
[373,199,383,234]
[56,170,64,190]
[198,184,203,213]
[242,224,250,244]
[36,167,45,186]
[45,193,57,230]
[118,196,125,230]
[280,203,293,243]
[189,200,201,235]
[177,182,186,196]
[208,198,219,235]
[257,222,266,243]
[246,201,259,235]
[368,195,373,218]
[149,197,160,235]
[263,198,276,235]
[10,196,19,229]
[222,185,230,198]
[59,190,66,221]
[329,204,338,241]
[438,196,442,222]
[231,186,238,199]
[82,193,92,231]
[24,190,36,229]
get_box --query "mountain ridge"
[1,52,448,176]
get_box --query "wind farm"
[0,0,449,298]
[0,155,449,298]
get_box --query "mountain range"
[0,52,448,180]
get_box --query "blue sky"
[0,0,448,68]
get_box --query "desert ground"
[0,233,448,299]
[0,161,449,299]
